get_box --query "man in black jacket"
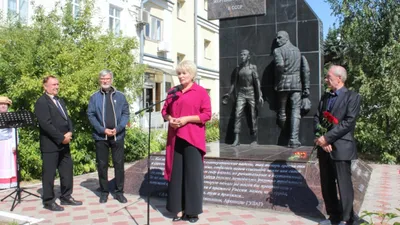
[314,65,361,225]
[35,75,82,211]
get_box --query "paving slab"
[0,163,399,225]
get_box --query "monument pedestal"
[124,144,372,217]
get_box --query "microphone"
[167,84,183,95]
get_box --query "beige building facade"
[0,0,220,128]
[139,0,219,127]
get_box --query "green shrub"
[360,208,400,225]
[124,127,149,162]
[206,114,219,143]
[150,129,167,153]
[18,128,97,179]
[124,127,167,162]
[18,130,42,181]
[18,126,166,180]
[69,132,97,175]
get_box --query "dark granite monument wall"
[219,0,323,146]
[124,153,372,216]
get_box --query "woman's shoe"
[185,215,199,223]
[172,213,185,222]
[172,216,182,222]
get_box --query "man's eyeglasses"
[100,78,111,81]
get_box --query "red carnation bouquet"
[311,111,339,157]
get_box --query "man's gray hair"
[99,69,113,79]
[330,65,347,82]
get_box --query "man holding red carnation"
[314,65,361,225]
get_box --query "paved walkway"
[0,163,399,225]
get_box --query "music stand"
[0,110,41,211]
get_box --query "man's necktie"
[53,96,67,119]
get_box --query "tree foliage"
[325,0,400,163]
[0,0,146,179]
[324,28,347,67]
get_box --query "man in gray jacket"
[273,31,310,148]
[87,69,130,204]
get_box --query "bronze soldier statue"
[273,31,310,148]
[223,49,263,146]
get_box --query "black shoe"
[43,202,64,211]
[184,215,199,223]
[99,194,108,203]
[115,194,127,203]
[60,197,83,206]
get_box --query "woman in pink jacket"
[162,60,211,223]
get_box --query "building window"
[109,5,121,35]
[204,0,208,11]
[144,88,153,110]
[157,51,167,59]
[155,82,161,111]
[177,53,185,64]
[72,0,80,19]
[7,0,28,23]
[204,39,211,59]
[8,0,17,16]
[165,82,171,93]
[145,16,163,41]
[177,2,181,18]
[177,1,185,20]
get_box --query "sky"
[306,1,338,38]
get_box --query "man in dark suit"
[34,75,82,211]
[314,65,361,225]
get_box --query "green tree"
[326,0,400,163]
[0,0,146,179]
[324,27,347,68]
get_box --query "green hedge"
[124,127,167,162]
[18,127,166,181]
[18,116,220,181]
[206,114,220,143]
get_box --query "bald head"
[277,31,289,39]
[276,31,290,46]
